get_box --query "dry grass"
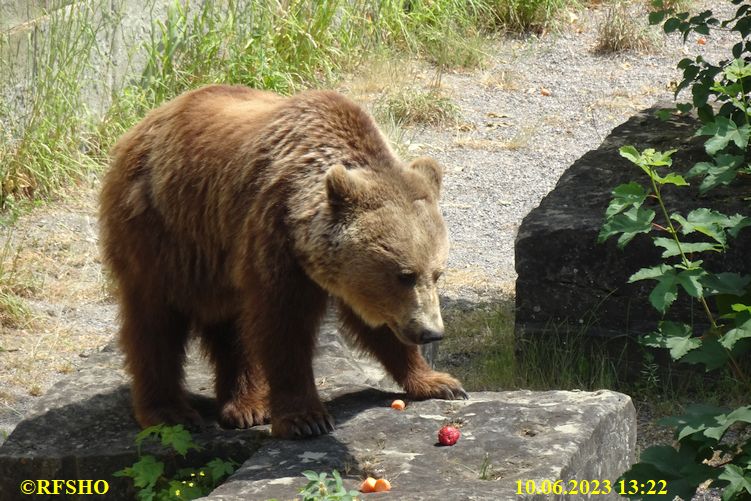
[595,1,660,53]
[479,68,524,91]
[454,137,511,151]
[0,185,112,414]
[376,89,460,127]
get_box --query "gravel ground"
[0,3,740,496]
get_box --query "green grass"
[437,302,749,407]
[483,0,580,34]
[595,1,659,54]
[2,0,582,211]
[0,1,105,212]
[437,302,623,391]
[0,228,30,328]
[376,89,460,127]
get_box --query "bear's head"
[323,157,449,346]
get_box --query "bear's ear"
[326,164,362,207]
[408,157,443,197]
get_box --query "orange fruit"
[374,478,392,492]
[360,477,377,493]
[390,399,406,410]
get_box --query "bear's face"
[324,158,449,346]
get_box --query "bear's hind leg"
[202,321,270,429]
[119,289,201,428]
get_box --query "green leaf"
[620,445,715,500]
[721,317,751,350]
[681,337,730,370]
[654,172,689,186]
[659,403,728,441]
[619,147,676,179]
[664,17,681,32]
[649,10,667,25]
[160,425,199,457]
[724,58,751,82]
[653,237,720,258]
[702,273,751,296]
[686,154,744,193]
[654,108,675,120]
[671,208,746,247]
[642,322,699,359]
[718,464,751,501]
[302,470,322,482]
[605,182,648,218]
[619,145,641,164]
[698,116,751,155]
[598,205,655,248]
[676,102,693,113]
[206,458,236,484]
[135,424,165,451]
[630,265,680,313]
[130,455,164,489]
[677,268,706,298]
[704,406,751,441]
[167,479,204,500]
[728,214,751,238]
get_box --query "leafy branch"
[114,424,237,501]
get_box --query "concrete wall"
[0,0,175,117]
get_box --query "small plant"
[114,424,237,501]
[595,1,659,54]
[298,470,360,501]
[377,89,460,127]
[483,0,579,34]
[478,453,493,480]
[600,144,751,499]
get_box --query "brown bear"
[99,84,466,439]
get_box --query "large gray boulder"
[0,316,636,500]
[515,106,751,339]
[205,389,634,501]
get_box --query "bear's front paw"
[218,400,270,429]
[271,409,335,439]
[404,371,469,401]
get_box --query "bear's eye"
[433,270,443,283]
[397,271,418,287]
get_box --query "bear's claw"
[273,411,335,439]
[218,400,270,429]
[405,370,469,401]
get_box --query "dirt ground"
[0,7,739,491]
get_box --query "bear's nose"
[419,328,444,344]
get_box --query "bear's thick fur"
[99,84,466,438]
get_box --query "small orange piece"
[390,399,406,410]
[374,478,392,492]
[697,37,707,45]
[360,477,377,493]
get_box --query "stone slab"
[1,315,636,501]
[0,345,266,501]
[204,389,635,501]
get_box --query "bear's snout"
[418,328,444,344]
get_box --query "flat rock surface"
[1,316,635,500]
[205,389,635,501]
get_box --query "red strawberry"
[437,425,461,446]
